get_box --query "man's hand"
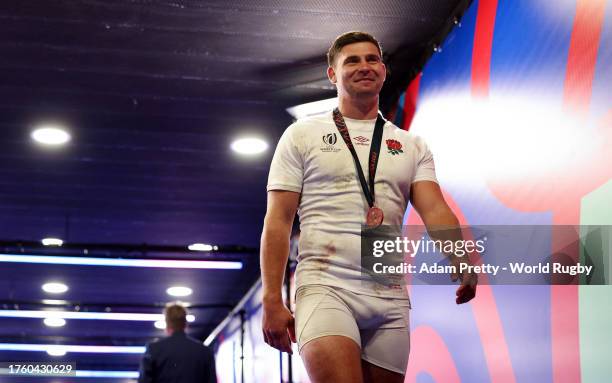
[409,181,478,304]
[262,301,296,354]
[451,257,478,304]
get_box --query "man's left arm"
[206,346,217,383]
[410,181,478,304]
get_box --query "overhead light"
[5,365,138,378]
[286,97,338,119]
[0,343,145,354]
[0,253,242,270]
[188,243,213,251]
[154,320,166,330]
[42,282,69,294]
[75,371,139,378]
[0,310,195,323]
[43,317,66,327]
[42,237,63,246]
[31,126,71,146]
[231,137,268,155]
[166,286,192,297]
[46,346,67,356]
[42,299,69,305]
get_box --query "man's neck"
[337,96,379,120]
[166,328,185,336]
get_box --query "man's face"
[328,41,386,99]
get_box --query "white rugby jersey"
[267,111,438,298]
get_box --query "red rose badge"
[386,139,403,155]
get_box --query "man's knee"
[362,359,404,383]
[301,335,362,383]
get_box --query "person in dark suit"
[139,303,217,383]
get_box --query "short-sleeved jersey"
[267,111,437,298]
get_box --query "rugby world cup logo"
[322,133,337,145]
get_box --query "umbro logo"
[353,136,369,146]
[322,133,337,145]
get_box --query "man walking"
[139,303,216,383]
[261,31,477,383]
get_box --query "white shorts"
[295,284,411,375]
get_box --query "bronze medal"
[332,108,387,229]
[366,206,384,227]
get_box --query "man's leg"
[359,296,410,383]
[296,285,363,383]
[362,360,404,383]
[301,335,363,383]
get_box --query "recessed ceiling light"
[41,237,63,246]
[46,347,67,357]
[31,126,71,146]
[166,286,192,297]
[42,282,69,294]
[154,320,166,330]
[42,299,69,305]
[188,243,213,251]
[44,317,66,327]
[231,137,268,155]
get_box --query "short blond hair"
[164,302,187,331]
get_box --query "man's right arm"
[260,190,299,354]
[138,344,154,383]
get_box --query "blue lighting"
[0,343,145,354]
[75,370,139,378]
[0,253,242,269]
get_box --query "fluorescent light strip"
[0,344,144,354]
[75,370,139,378]
[0,310,195,322]
[0,368,139,379]
[286,97,338,119]
[0,253,241,269]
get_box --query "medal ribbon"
[332,107,386,208]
